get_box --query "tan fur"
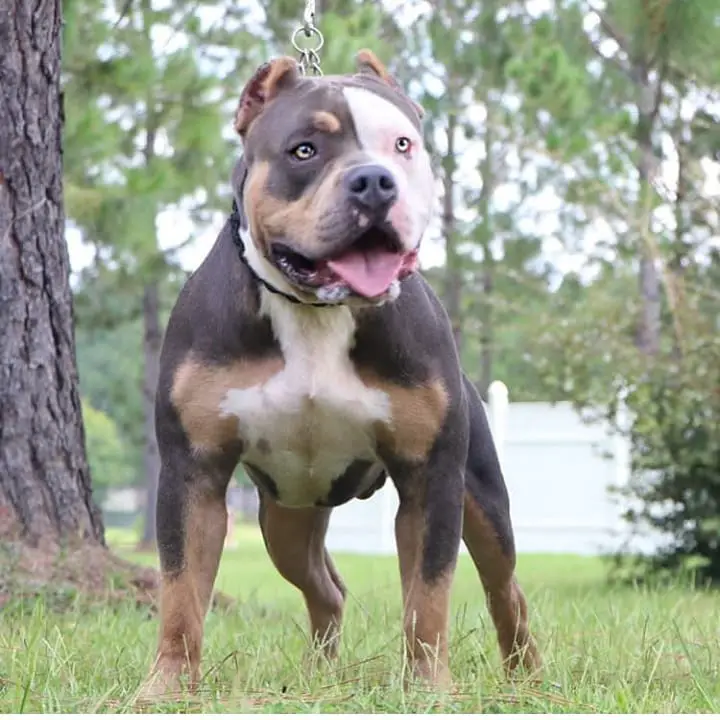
[171,354,284,454]
[261,498,346,655]
[360,374,449,462]
[463,493,541,674]
[395,494,452,686]
[245,160,347,257]
[355,48,425,119]
[313,110,342,134]
[144,483,228,698]
[356,48,393,84]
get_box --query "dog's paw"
[135,661,196,707]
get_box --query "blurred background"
[63,0,720,583]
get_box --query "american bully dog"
[143,49,539,697]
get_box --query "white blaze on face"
[342,86,435,252]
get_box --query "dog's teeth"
[317,285,351,302]
[388,280,401,300]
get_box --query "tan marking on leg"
[395,497,452,687]
[313,110,342,134]
[171,354,283,453]
[359,373,449,462]
[463,492,540,674]
[143,483,228,699]
[261,498,345,656]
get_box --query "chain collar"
[291,0,323,76]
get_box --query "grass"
[1,524,719,713]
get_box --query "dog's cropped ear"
[235,57,300,137]
[355,49,425,119]
[356,49,395,85]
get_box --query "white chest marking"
[219,292,391,507]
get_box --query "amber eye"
[395,136,412,154]
[291,142,316,160]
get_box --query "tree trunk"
[442,109,462,351]
[138,281,162,550]
[636,137,662,356]
[0,0,104,545]
[634,61,662,357]
[478,102,496,399]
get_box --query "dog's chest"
[220,296,390,507]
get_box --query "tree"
[519,0,720,581]
[0,0,104,545]
[401,1,554,398]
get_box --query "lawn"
[1,523,719,713]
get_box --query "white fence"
[326,381,646,557]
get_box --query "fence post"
[488,380,509,468]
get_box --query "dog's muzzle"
[269,164,418,302]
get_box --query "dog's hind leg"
[258,493,346,656]
[461,376,541,674]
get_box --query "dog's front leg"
[141,449,233,700]
[390,439,465,688]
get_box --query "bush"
[533,267,720,585]
[612,362,720,585]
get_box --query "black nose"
[344,165,398,218]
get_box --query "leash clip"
[292,0,323,76]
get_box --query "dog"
[143,49,539,697]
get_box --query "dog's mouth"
[270,226,418,300]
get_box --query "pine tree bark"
[0,0,104,545]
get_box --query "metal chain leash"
[291,0,324,76]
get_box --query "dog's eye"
[290,142,316,161]
[395,137,412,154]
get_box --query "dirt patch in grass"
[0,515,233,613]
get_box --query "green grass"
[2,524,719,713]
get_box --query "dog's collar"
[229,200,332,308]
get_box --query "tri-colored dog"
[144,50,539,696]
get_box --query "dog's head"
[232,50,435,306]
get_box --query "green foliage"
[82,399,135,499]
[612,349,720,585]
[63,0,254,279]
[319,8,396,74]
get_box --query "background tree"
[82,400,135,503]
[517,0,720,581]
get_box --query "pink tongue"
[327,250,404,298]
